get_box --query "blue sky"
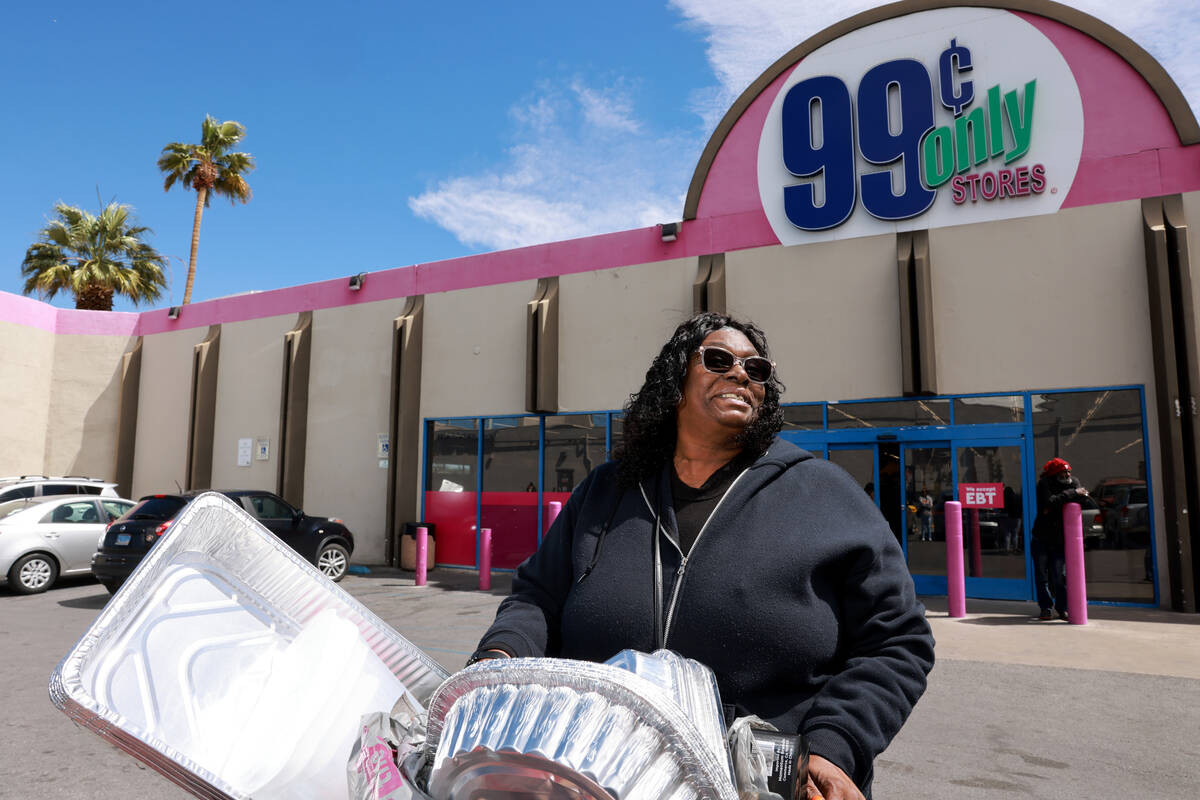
[3,1,1197,312]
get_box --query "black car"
[92,490,354,592]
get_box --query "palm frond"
[20,201,168,308]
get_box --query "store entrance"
[786,431,1032,601]
[828,443,903,543]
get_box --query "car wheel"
[9,553,58,594]
[316,543,349,582]
[100,581,122,595]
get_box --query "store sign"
[757,7,1084,245]
[959,482,1004,508]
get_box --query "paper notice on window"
[439,479,464,492]
[237,438,252,467]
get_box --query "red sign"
[959,483,1004,508]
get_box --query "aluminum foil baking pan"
[48,492,450,800]
[424,656,738,800]
[604,649,730,777]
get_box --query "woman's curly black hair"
[614,312,784,486]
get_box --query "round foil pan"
[425,658,738,800]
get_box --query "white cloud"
[409,84,685,251]
[671,0,1200,130]
[413,1,1200,253]
[572,81,642,133]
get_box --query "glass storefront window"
[827,399,950,429]
[781,404,824,431]
[1032,389,1152,603]
[482,417,541,569]
[544,415,606,493]
[609,414,624,460]
[424,420,479,567]
[482,418,539,491]
[954,395,1025,425]
[418,388,1157,607]
[425,420,478,491]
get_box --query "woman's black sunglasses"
[697,345,775,384]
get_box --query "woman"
[469,313,934,799]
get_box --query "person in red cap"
[1031,458,1095,620]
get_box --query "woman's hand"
[804,754,865,800]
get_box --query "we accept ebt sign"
[757,7,1084,244]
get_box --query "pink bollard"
[479,528,492,591]
[415,526,428,587]
[547,501,563,529]
[1063,502,1088,625]
[944,500,966,618]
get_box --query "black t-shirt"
[670,450,756,555]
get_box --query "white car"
[0,495,135,594]
[0,475,119,505]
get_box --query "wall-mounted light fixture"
[348,272,367,291]
[659,222,679,243]
[167,306,181,319]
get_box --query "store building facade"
[3,1,1199,610]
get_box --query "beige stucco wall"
[420,281,536,418]
[209,314,295,492]
[558,257,697,411]
[305,299,406,563]
[0,320,55,476]
[131,326,211,498]
[42,333,138,481]
[725,235,902,402]
[930,200,1153,393]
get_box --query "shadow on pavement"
[955,615,1058,626]
[346,566,514,598]
[59,593,111,610]
[920,594,1200,626]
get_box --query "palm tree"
[157,115,255,304]
[21,202,168,311]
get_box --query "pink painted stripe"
[55,309,140,337]
[0,291,139,336]
[1015,11,1200,209]
[8,217,778,335]
[0,291,60,332]
[694,66,793,221]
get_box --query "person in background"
[1031,458,1094,621]
[468,312,935,800]
[1001,486,1022,553]
[917,488,934,541]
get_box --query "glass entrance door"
[954,439,1028,598]
[829,443,904,543]
[903,443,953,592]
[905,437,1029,599]
[781,430,1033,601]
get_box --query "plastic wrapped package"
[604,649,731,777]
[424,654,739,800]
[49,492,449,800]
[347,693,432,800]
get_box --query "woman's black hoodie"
[475,438,935,792]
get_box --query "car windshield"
[123,496,188,521]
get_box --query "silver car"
[0,495,135,594]
[0,475,119,505]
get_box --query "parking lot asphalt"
[3,568,1198,799]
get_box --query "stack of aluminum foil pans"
[604,649,730,775]
[424,653,738,800]
[49,492,449,800]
